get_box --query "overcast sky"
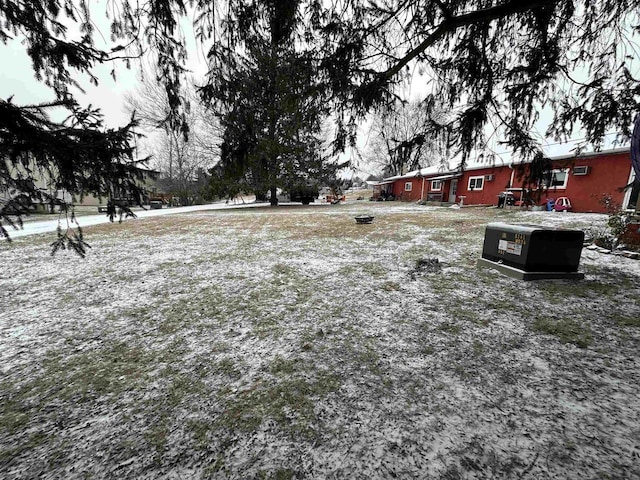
[0,1,208,129]
[0,35,139,127]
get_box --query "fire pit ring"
[355,215,374,224]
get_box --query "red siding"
[389,151,633,213]
[427,178,447,201]
[457,152,632,212]
[457,166,513,206]
[391,177,455,202]
[392,177,423,201]
[549,153,631,212]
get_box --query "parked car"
[288,183,319,205]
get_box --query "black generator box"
[479,223,585,280]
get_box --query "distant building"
[77,168,162,206]
[1,157,161,209]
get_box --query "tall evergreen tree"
[202,0,335,205]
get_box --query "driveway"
[5,201,265,239]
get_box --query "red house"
[374,164,463,203]
[379,148,639,213]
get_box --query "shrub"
[593,194,639,251]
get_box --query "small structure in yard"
[497,191,516,208]
[288,183,319,205]
[621,218,640,248]
[478,222,585,280]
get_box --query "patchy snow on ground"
[1,202,639,479]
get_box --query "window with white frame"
[468,176,484,191]
[431,180,442,191]
[544,169,569,189]
[404,182,412,191]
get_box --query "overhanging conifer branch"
[380,0,559,82]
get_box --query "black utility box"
[479,223,585,280]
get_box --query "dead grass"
[532,316,594,348]
[1,201,639,479]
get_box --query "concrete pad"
[478,258,585,281]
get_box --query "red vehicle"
[552,197,572,212]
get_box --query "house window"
[468,176,484,191]
[431,180,442,191]
[545,169,569,189]
[405,182,413,191]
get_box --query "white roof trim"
[428,173,463,181]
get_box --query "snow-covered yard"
[1,202,639,479]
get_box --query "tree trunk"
[270,186,278,206]
[255,191,268,202]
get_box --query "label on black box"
[498,240,522,256]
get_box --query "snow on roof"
[381,146,631,182]
[546,145,630,161]
[383,161,457,182]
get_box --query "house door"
[448,179,458,203]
